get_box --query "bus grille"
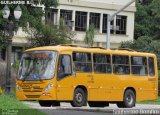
[25,95,40,98]
[22,86,43,92]
[22,89,43,92]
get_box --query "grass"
[138,97,160,105]
[0,94,46,115]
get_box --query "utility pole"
[106,0,135,49]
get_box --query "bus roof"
[25,45,156,57]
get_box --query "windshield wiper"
[37,74,42,82]
[22,73,29,82]
[22,73,42,82]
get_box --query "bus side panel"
[74,73,100,101]
[108,75,128,102]
[88,74,109,101]
[131,76,157,101]
[56,76,75,101]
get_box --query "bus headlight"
[44,83,53,92]
[16,83,22,91]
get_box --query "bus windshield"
[18,51,57,81]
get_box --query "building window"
[90,13,100,31]
[102,14,114,34]
[75,11,87,31]
[73,52,92,72]
[45,9,58,25]
[131,56,148,76]
[102,14,107,33]
[93,53,112,73]
[110,20,114,34]
[116,15,127,34]
[60,9,72,28]
[113,55,130,74]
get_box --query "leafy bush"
[12,60,20,74]
[0,87,2,95]
[84,23,95,47]
[158,79,160,96]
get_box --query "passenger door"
[56,52,75,100]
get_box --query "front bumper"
[16,80,57,101]
[16,88,57,101]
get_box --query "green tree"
[84,24,95,47]
[134,0,153,39]
[135,0,160,40]
[28,18,74,47]
[0,32,6,49]
[0,0,59,48]
[151,0,160,39]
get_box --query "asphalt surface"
[22,101,160,115]
[40,109,110,115]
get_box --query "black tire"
[52,101,60,106]
[71,88,87,107]
[117,89,136,108]
[39,101,52,107]
[117,102,125,108]
[88,101,109,107]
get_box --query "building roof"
[59,0,136,12]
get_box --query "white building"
[5,0,136,63]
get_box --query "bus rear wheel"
[71,88,87,107]
[39,100,52,107]
[88,102,109,107]
[117,89,136,108]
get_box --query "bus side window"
[131,56,148,76]
[112,55,130,75]
[148,57,155,76]
[93,53,112,73]
[57,55,72,80]
[73,52,92,73]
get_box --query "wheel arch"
[124,87,136,99]
[75,85,88,96]
[71,85,88,107]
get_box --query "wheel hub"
[126,94,133,105]
[76,93,83,103]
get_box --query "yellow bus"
[16,45,158,108]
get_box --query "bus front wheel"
[39,100,52,107]
[117,89,136,108]
[71,88,87,107]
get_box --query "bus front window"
[18,51,57,80]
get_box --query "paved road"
[23,102,160,115]
[40,110,111,115]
